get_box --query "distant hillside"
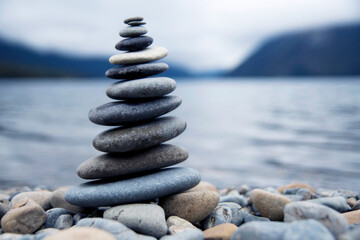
[227,24,360,76]
[0,37,192,78]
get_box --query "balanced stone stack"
[65,16,201,207]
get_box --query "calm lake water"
[0,77,360,191]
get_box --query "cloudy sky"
[0,0,359,72]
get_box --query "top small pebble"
[124,16,144,24]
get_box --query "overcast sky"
[0,0,359,72]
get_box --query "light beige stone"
[186,181,219,193]
[160,191,220,223]
[203,223,237,240]
[167,216,197,234]
[342,209,360,224]
[1,198,46,234]
[250,189,291,221]
[109,46,168,65]
[11,191,53,210]
[43,227,116,240]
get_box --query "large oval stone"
[109,47,167,65]
[77,144,188,179]
[88,96,181,126]
[106,77,176,100]
[65,167,201,207]
[106,62,168,80]
[115,36,153,51]
[119,26,147,37]
[93,116,186,153]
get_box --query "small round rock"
[115,36,153,52]
[124,16,143,24]
[93,116,186,153]
[120,26,147,38]
[106,62,169,80]
[88,96,181,126]
[160,191,220,223]
[107,77,176,100]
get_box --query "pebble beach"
[0,182,360,240]
[1,15,360,240]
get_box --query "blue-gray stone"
[160,229,204,240]
[65,167,201,207]
[283,188,301,194]
[284,201,348,238]
[283,220,335,240]
[339,226,360,240]
[307,196,351,212]
[231,221,288,240]
[244,214,270,223]
[93,116,186,153]
[76,218,156,240]
[104,204,167,238]
[120,26,147,37]
[44,208,74,228]
[54,214,73,229]
[106,62,168,80]
[89,96,181,126]
[106,77,176,100]
[220,195,248,207]
[203,206,232,229]
[77,144,188,179]
[0,202,10,223]
[116,36,153,51]
[124,16,143,24]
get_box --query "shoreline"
[0,181,359,240]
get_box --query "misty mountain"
[0,37,192,78]
[227,24,360,77]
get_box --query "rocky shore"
[0,181,359,240]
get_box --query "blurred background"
[0,0,360,190]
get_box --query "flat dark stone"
[65,167,201,207]
[120,26,147,38]
[77,144,188,179]
[115,36,153,52]
[93,116,186,153]
[106,77,176,100]
[88,96,182,126]
[127,21,146,26]
[106,62,168,80]
[124,16,143,24]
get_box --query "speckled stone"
[65,167,201,207]
[11,191,53,210]
[88,96,181,126]
[115,36,153,51]
[93,116,186,153]
[106,62,168,80]
[106,77,176,100]
[159,191,220,223]
[250,189,291,221]
[127,21,146,26]
[104,204,167,238]
[1,199,46,234]
[77,144,188,179]
[124,16,143,24]
[120,26,147,37]
[342,209,360,224]
[109,47,168,65]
